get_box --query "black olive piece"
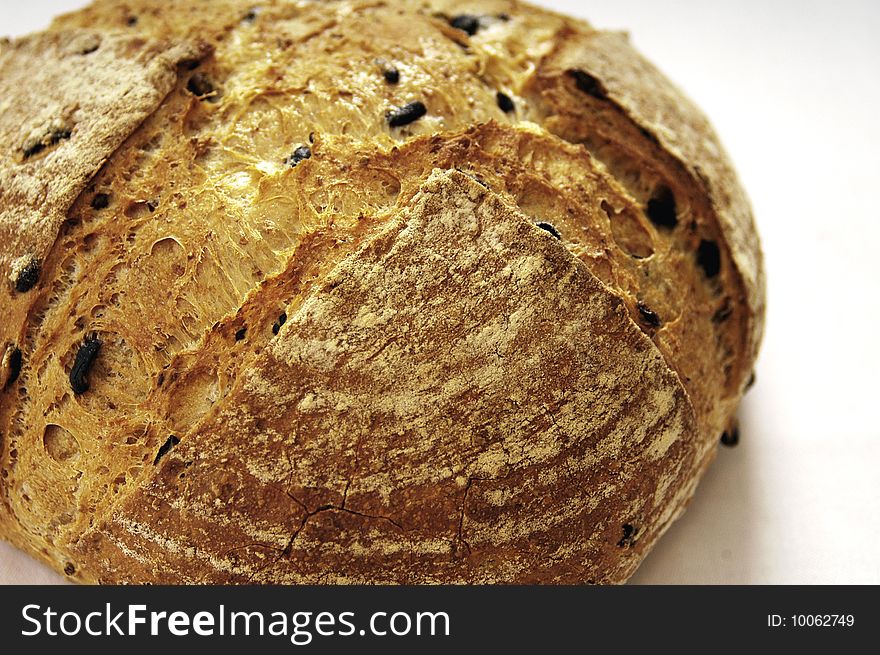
[91,193,110,210]
[235,327,247,341]
[383,66,400,84]
[4,347,22,389]
[153,435,181,465]
[22,142,45,159]
[637,301,662,328]
[496,91,515,113]
[646,185,678,228]
[14,258,41,293]
[497,13,511,21]
[126,16,139,26]
[69,336,101,395]
[449,14,480,36]
[568,69,607,100]
[697,239,722,278]
[23,128,72,159]
[286,145,312,167]
[721,427,740,447]
[243,8,260,23]
[535,222,561,240]
[187,73,216,100]
[617,523,637,548]
[63,563,75,576]
[386,101,427,127]
[272,312,287,335]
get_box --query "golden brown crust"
[0,0,763,584]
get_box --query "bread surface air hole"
[81,232,100,253]
[74,33,101,56]
[124,201,156,219]
[166,369,220,431]
[91,193,110,211]
[186,73,219,102]
[382,176,402,199]
[111,472,127,493]
[602,200,655,260]
[149,236,186,280]
[42,424,81,463]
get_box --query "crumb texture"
[0,0,763,584]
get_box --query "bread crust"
[0,0,763,584]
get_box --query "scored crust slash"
[0,0,763,584]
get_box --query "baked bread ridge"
[0,0,763,584]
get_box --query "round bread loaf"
[0,0,764,584]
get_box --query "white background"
[2,0,879,584]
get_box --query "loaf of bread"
[0,0,764,584]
